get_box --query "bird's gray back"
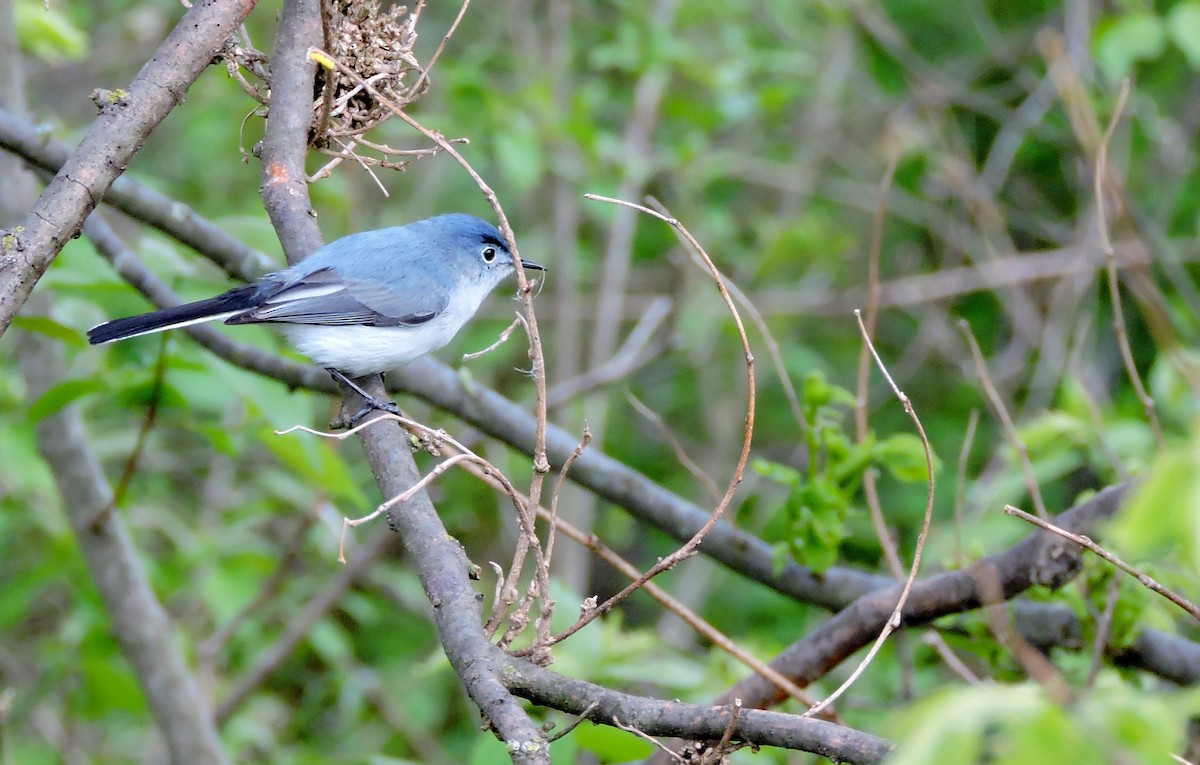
[293,214,501,281]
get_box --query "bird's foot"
[327,368,402,429]
[345,398,402,428]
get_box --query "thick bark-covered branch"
[260,0,323,264]
[255,2,547,759]
[503,657,894,765]
[356,394,550,763]
[0,0,258,338]
[0,108,270,281]
[718,484,1133,708]
[15,301,229,765]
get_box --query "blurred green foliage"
[2,0,1200,763]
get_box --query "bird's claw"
[346,398,402,428]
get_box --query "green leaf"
[15,0,87,62]
[888,684,1083,765]
[1111,440,1200,574]
[114,377,189,411]
[752,457,800,485]
[1167,1,1200,68]
[573,718,654,762]
[27,378,106,422]
[1096,13,1165,80]
[10,315,87,348]
[875,432,937,483]
[494,117,545,193]
[309,619,353,664]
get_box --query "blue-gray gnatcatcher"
[88,213,544,420]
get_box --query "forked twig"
[707,699,744,764]
[612,716,683,762]
[547,701,599,743]
[463,315,524,361]
[337,452,475,563]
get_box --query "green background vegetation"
[2,0,1200,762]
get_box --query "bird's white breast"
[279,281,497,377]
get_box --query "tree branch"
[261,0,323,264]
[0,0,258,338]
[14,297,229,765]
[503,658,894,765]
[0,107,271,281]
[355,382,550,763]
[256,3,547,758]
[716,484,1132,708]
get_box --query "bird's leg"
[326,368,402,427]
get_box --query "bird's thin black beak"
[519,259,546,272]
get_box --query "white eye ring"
[482,246,497,262]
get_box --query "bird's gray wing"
[228,268,447,327]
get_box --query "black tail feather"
[87,284,263,345]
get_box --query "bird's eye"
[482,246,497,263]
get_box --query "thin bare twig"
[198,513,316,663]
[405,0,468,98]
[973,562,1071,702]
[803,310,936,718]
[626,391,722,502]
[545,296,671,407]
[463,315,524,361]
[273,416,526,567]
[856,150,903,580]
[959,320,1049,519]
[1004,505,1200,622]
[519,195,756,650]
[107,333,170,512]
[920,631,980,684]
[337,453,476,562]
[953,409,980,566]
[533,425,592,650]
[1086,576,1121,689]
[547,702,599,743]
[1094,79,1163,446]
[612,717,683,763]
[707,699,744,764]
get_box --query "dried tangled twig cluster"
[314,1,422,145]
[221,1,449,188]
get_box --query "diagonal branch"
[0,107,271,282]
[715,483,1131,709]
[257,2,547,758]
[0,0,259,338]
[14,293,229,765]
[354,377,549,762]
[502,658,894,765]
